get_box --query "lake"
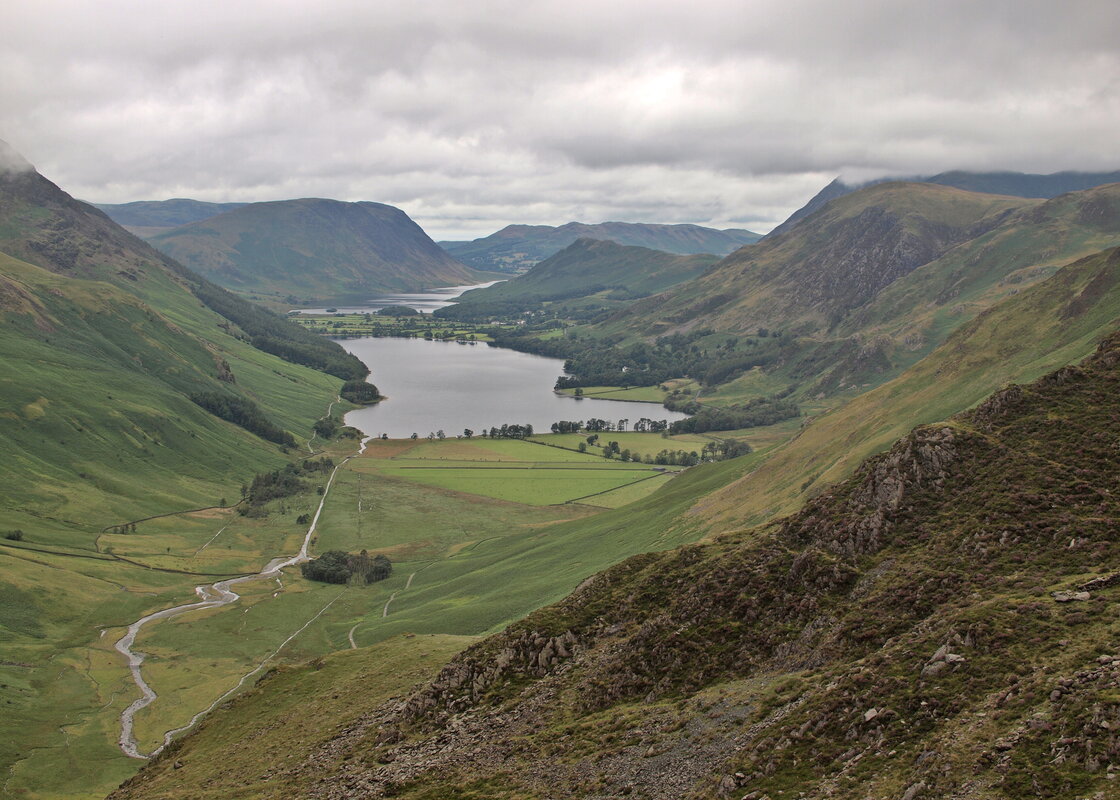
[292,281,504,315]
[338,337,688,439]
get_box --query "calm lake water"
[292,281,504,315]
[338,337,688,439]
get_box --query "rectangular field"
[372,464,660,505]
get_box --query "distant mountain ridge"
[449,237,719,309]
[148,198,478,302]
[768,169,1120,238]
[92,198,248,230]
[440,220,761,272]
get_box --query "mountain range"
[440,221,762,272]
[595,180,1120,404]
[145,198,479,303]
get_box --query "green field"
[355,437,676,506]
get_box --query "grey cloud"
[2,1,1118,239]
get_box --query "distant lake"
[337,337,688,439]
[292,281,504,315]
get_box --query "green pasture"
[354,436,669,506]
[580,472,677,508]
[375,464,659,505]
[555,377,702,404]
[0,424,753,799]
[340,449,766,647]
[313,460,588,559]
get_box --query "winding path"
[114,446,359,759]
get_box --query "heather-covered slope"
[112,328,1120,800]
[441,220,760,272]
[149,198,477,301]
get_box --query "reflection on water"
[291,281,503,315]
[338,337,688,439]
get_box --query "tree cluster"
[668,396,800,434]
[487,326,787,391]
[376,305,420,317]
[301,550,392,585]
[240,458,334,512]
[340,379,381,405]
[313,416,339,438]
[549,417,668,434]
[190,391,296,447]
[483,423,534,439]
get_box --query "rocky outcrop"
[404,629,579,717]
[780,425,958,559]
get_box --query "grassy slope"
[109,634,474,800]
[0,251,339,526]
[0,168,357,797]
[693,245,1120,533]
[149,199,476,300]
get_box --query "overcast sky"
[3,0,1118,240]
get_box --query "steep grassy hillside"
[441,221,760,272]
[149,199,477,302]
[445,238,718,313]
[612,182,1036,337]
[0,152,367,797]
[114,327,1120,800]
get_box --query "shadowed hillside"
[150,198,477,302]
[93,198,249,238]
